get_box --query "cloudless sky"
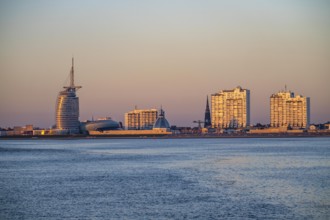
[0,0,329,128]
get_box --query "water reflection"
[0,138,329,219]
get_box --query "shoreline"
[1,132,330,140]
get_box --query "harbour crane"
[193,120,205,130]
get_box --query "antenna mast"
[70,57,74,88]
[64,57,82,90]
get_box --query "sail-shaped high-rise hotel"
[55,58,82,133]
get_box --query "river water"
[0,138,329,219]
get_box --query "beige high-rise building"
[270,90,310,128]
[211,86,250,128]
[125,108,158,130]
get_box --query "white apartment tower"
[270,90,310,128]
[125,108,158,130]
[211,86,250,128]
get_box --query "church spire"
[204,95,211,128]
[206,95,210,110]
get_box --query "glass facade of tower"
[56,89,80,132]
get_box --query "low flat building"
[89,129,172,136]
[2,125,34,136]
[249,127,288,134]
[33,129,71,136]
[80,117,120,133]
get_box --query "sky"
[0,0,329,128]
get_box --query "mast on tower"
[70,57,74,88]
[64,57,82,90]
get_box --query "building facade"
[211,86,250,128]
[270,90,310,128]
[125,108,158,130]
[55,58,82,133]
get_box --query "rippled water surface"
[0,138,329,219]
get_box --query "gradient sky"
[0,0,329,128]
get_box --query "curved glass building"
[81,117,120,132]
[55,58,82,133]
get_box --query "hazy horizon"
[1,0,329,128]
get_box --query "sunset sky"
[0,0,329,128]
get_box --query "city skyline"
[1,0,329,128]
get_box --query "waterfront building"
[124,108,158,130]
[204,96,211,128]
[211,86,250,128]
[80,117,120,133]
[270,89,310,128]
[55,58,82,133]
[33,129,71,136]
[88,128,172,136]
[1,125,34,136]
[90,108,171,136]
[153,108,171,131]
